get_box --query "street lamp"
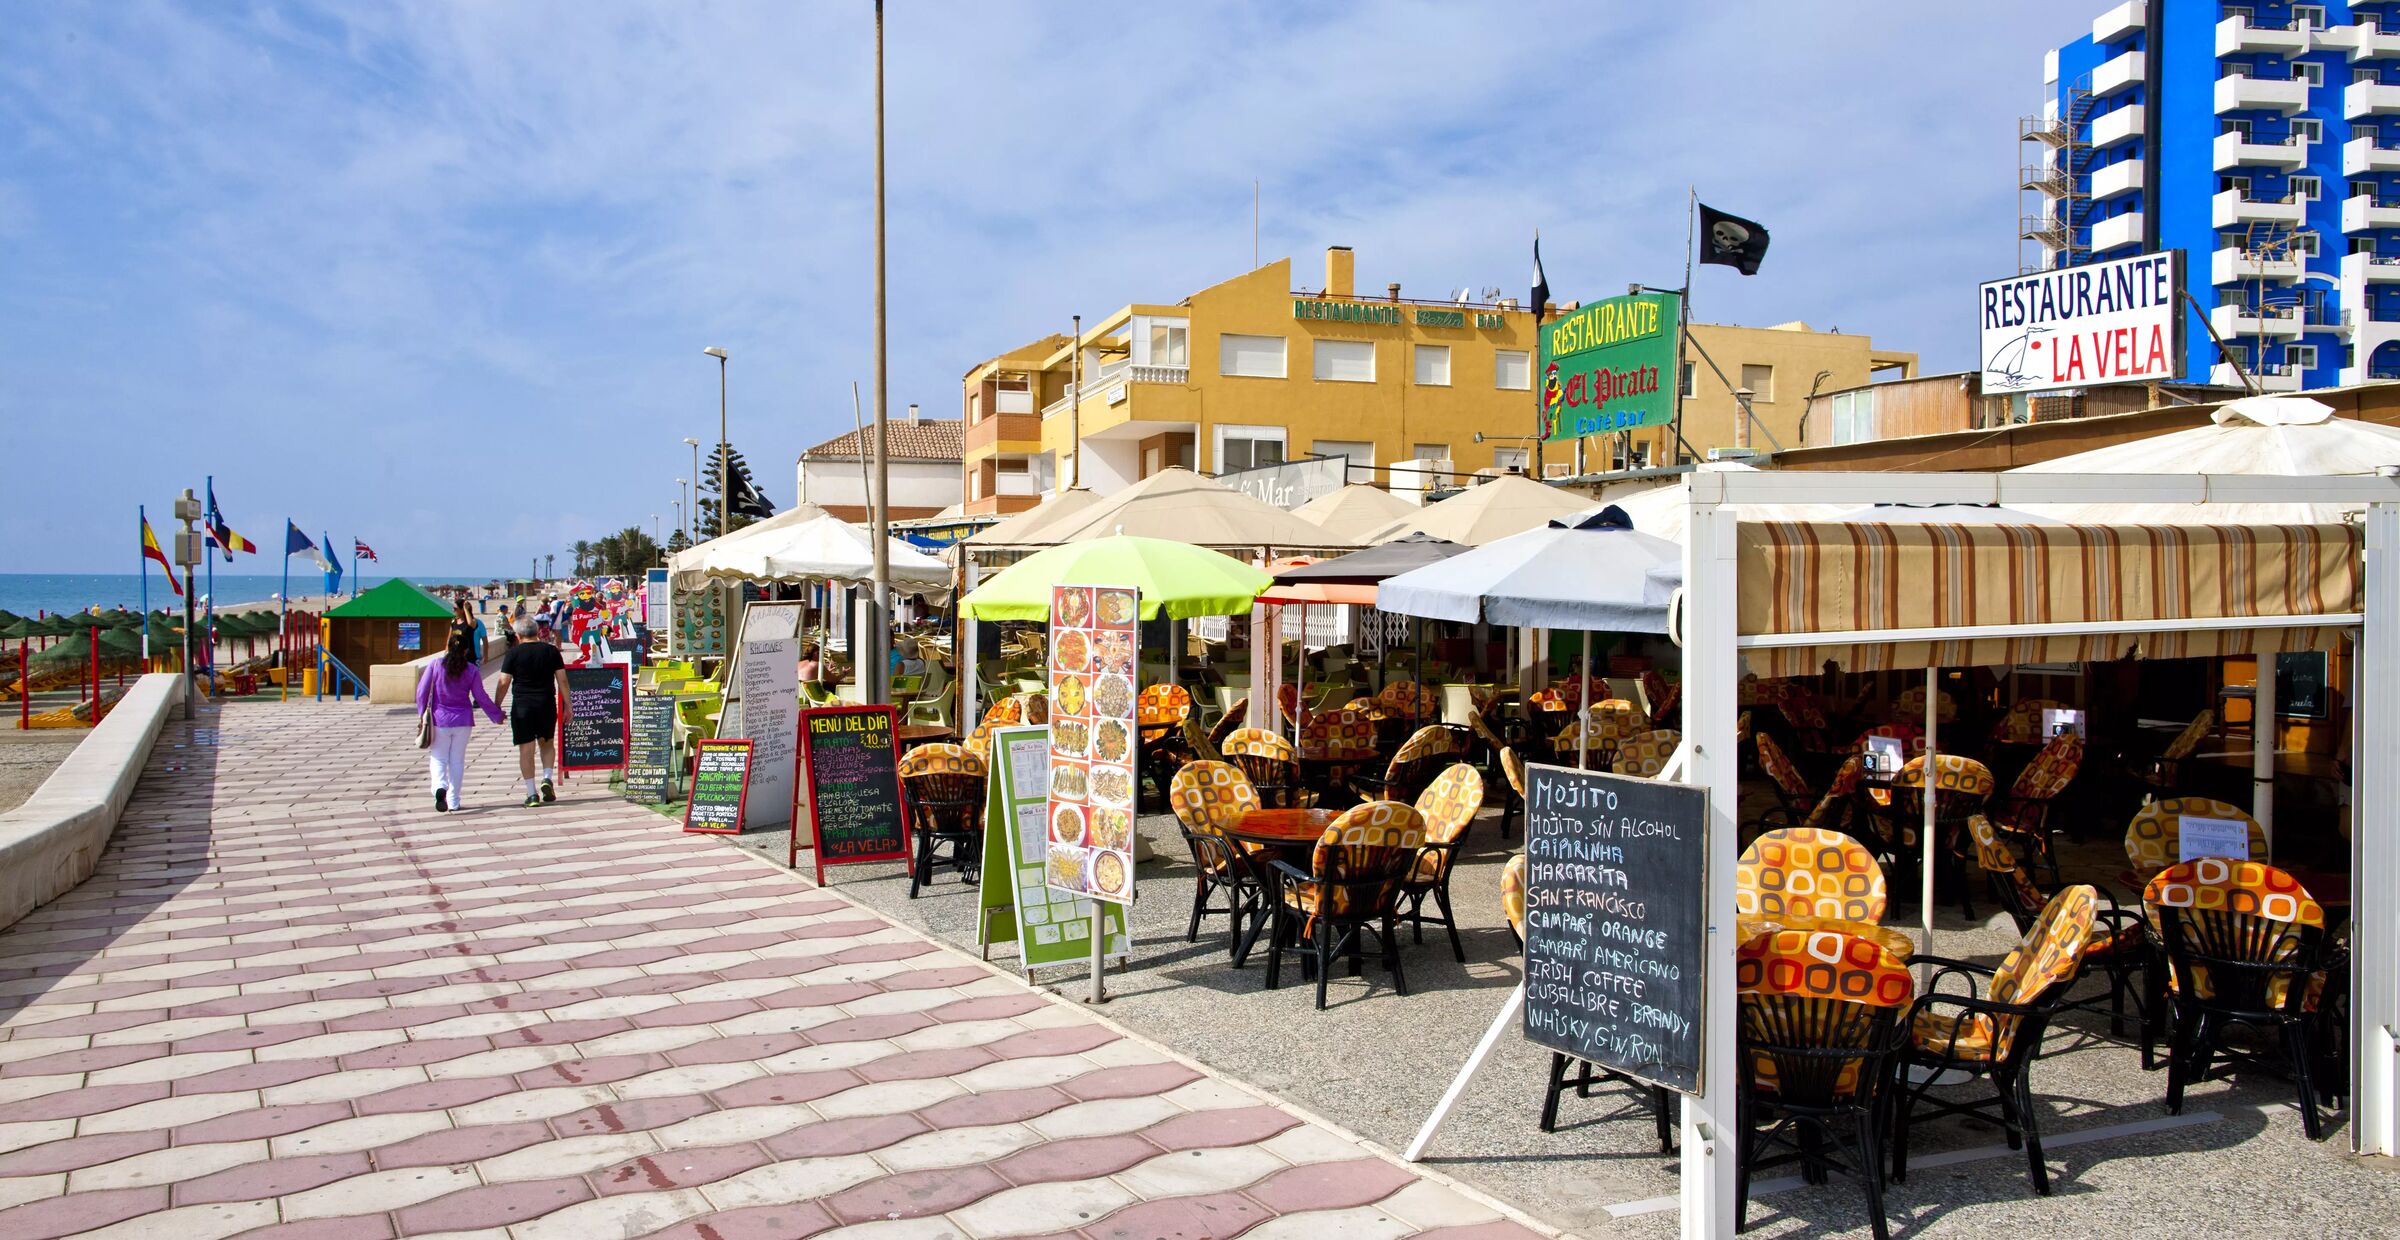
[681,440,701,540]
[651,514,661,558]
[673,497,683,548]
[675,477,689,541]
[702,348,728,537]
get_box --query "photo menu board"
[979,723,1129,972]
[1521,762,1709,1095]
[1044,583,1140,906]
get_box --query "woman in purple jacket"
[417,630,502,812]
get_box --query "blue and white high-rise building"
[2028,0,2400,389]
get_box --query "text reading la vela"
[1982,253,2176,384]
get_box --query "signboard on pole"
[683,739,751,834]
[978,723,1130,972]
[1046,584,1139,906]
[559,665,630,773]
[1521,762,1708,1094]
[1540,290,1680,441]
[794,704,911,883]
[1978,250,2183,394]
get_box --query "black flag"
[1697,204,1770,275]
[1531,234,1551,321]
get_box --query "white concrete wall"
[797,459,962,512]
[0,674,183,931]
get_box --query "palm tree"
[544,553,555,580]
[571,540,592,574]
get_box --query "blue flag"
[285,521,316,558]
[322,532,343,594]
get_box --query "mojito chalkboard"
[560,665,630,772]
[793,704,911,884]
[2277,650,2329,720]
[1521,762,1709,1095]
[683,739,752,834]
[624,692,676,803]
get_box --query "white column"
[960,559,981,730]
[2253,635,2279,855]
[1679,499,1739,1239]
[2354,502,2399,1157]
[1922,667,1939,955]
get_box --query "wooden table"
[1229,807,1338,848]
[896,724,956,750]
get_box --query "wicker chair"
[1397,763,1484,962]
[1965,814,2150,1054]
[896,744,986,898]
[1222,727,1310,808]
[2134,709,2215,796]
[1611,728,1680,778]
[1753,732,1817,834]
[1351,724,1462,805]
[1263,801,1426,1009]
[1208,694,1251,752]
[2146,859,2333,1139]
[1988,732,2084,880]
[1167,761,1268,959]
[1496,745,1527,838]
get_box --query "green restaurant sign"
[1292,299,1511,330]
[1539,290,1680,441]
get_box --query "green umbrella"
[0,617,35,641]
[961,535,1274,622]
[97,629,147,656]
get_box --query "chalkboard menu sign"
[560,665,630,772]
[683,738,751,834]
[2277,650,2329,720]
[624,692,676,803]
[1521,762,1709,1095]
[794,704,911,884]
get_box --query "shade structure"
[0,616,36,640]
[1830,502,2064,525]
[669,502,950,591]
[324,579,452,620]
[1292,484,1421,544]
[960,535,1273,621]
[961,488,1107,549]
[1257,557,1377,606]
[1359,474,1594,546]
[1377,508,1682,632]
[1597,465,1850,543]
[1033,468,1351,549]
[2013,396,2400,523]
[1273,532,1464,586]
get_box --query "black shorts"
[510,706,556,746]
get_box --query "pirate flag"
[1697,204,1770,276]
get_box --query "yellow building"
[958,248,1919,514]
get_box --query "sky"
[0,1,2095,576]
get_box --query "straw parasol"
[1359,474,1593,546]
[961,488,1108,549]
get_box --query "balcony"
[2218,15,2309,56]
[2347,135,2400,174]
[2091,104,2146,148]
[2218,72,2311,114]
[1037,359,1186,418]
[2214,245,2304,284]
[2317,19,2400,60]
[2346,251,2400,286]
[2348,80,2400,118]
[2020,160,2071,195]
[2345,193,2400,232]
[2214,362,2307,391]
[2090,211,2145,253]
[2214,187,2307,227]
[2212,303,2305,338]
[2217,130,2310,170]
[2093,49,2145,97]
[2090,159,2144,201]
[2094,0,2144,43]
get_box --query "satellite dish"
[1479,286,1503,302]
[1454,288,1473,304]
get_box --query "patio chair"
[1988,732,2084,881]
[2133,709,2215,797]
[1752,732,1818,834]
[1351,723,1461,805]
[1398,762,1484,962]
[1496,745,1526,838]
[1990,697,2066,746]
[897,744,985,899]
[1263,800,1425,1009]
[2123,796,2265,884]
[1222,727,1312,808]
[904,680,955,730]
[1735,928,1914,1240]
[1168,761,1268,958]
[1375,679,1440,724]
[1893,684,1957,728]
[1640,668,1679,728]
[1886,754,1997,918]
[1208,694,1250,752]
[1465,706,1508,772]
[1891,884,2099,1196]
[2146,858,2333,1139]
[1966,814,2150,1054]
[1611,728,1680,778]
[1137,683,1196,800]
[1501,852,1526,948]
[1736,827,1888,925]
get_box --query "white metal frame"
[1678,470,2400,1240]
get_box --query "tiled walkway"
[0,702,1543,1240]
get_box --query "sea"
[0,573,500,618]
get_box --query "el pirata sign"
[683,738,752,835]
[792,704,911,884]
[1521,762,1708,1094]
[559,665,630,773]
[1540,290,1680,442]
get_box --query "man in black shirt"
[494,618,569,806]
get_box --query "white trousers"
[428,726,471,803]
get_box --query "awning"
[1736,519,2363,675]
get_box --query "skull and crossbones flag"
[1698,204,1770,275]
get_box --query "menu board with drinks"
[1044,584,1140,906]
[560,665,630,772]
[794,704,911,884]
[682,738,752,834]
[624,692,676,803]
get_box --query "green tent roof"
[324,579,454,620]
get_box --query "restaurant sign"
[1540,290,1680,442]
[1977,250,2182,395]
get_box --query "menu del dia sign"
[1540,290,1679,442]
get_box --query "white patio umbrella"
[670,503,950,590]
[2013,395,2400,523]
[1589,463,1850,542]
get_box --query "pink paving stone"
[550,1094,716,1138]
[829,942,939,965]
[746,981,884,1012]
[0,1081,169,1123]
[825,1165,1010,1223]
[707,1070,863,1109]
[985,1024,1121,1060]
[496,1017,638,1046]
[664,1032,811,1066]
[171,1057,340,1096]
[564,946,682,969]
[353,1074,519,1115]
[392,1177,595,1234]
[312,975,453,1000]
[515,1052,671,1088]
[852,1045,999,1084]
[1078,1190,1270,1240]
[1410,1223,1553,1240]
[634,1200,838,1240]
[174,1152,372,1205]
[802,1012,935,1045]
[173,991,328,1018]
[925,993,1049,1023]
[5,1010,158,1039]
[760,1113,932,1159]
[593,1143,775,1195]
[339,1035,495,1070]
[782,919,889,941]
[1244,1158,1419,1214]
[458,960,572,982]
[1140,1107,1305,1153]
[174,1102,355,1144]
[233,1215,398,1240]
[0,1130,167,1177]
[871,965,991,992]
[0,1185,171,1239]
[360,1120,553,1169]
[915,1085,1077,1130]
[1057,1061,1205,1101]
[990,1133,1160,1187]
[625,998,761,1028]
[28,980,167,1003]
[0,1042,165,1077]
[174,1021,332,1053]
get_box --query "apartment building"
[795,411,963,523]
[2028,0,2400,389]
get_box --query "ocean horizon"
[0,572,510,618]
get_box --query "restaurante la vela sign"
[1978,250,2183,395]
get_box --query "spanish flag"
[141,517,183,596]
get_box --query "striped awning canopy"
[1736,520,2362,675]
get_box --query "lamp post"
[675,477,689,542]
[867,0,892,705]
[681,440,701,540]
[651,513,661,556]
[673,497,683,547]
[702,350,728,536]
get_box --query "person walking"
[493,616,568,807]
[416,630,501,813]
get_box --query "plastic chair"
[1398,763,1484,962]
[1263,801,1424,1009]
[2146,859,2332,1140]
[897,744,985,898]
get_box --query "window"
[1491,446,1529,473]
[2293,175,2322,201]
[2293,230,2320,256]
[1494,349,1531,390]
[1680,362,1697,397]
[1315,440,1375,476]
[2287,344,2319,369]
[1313,339,1376,382]
[1219,333,1286,378]
[1216,425,1286,472]
[2222,118,2253,138]
[1829,389,1875,446]
[1740,364,1775,401]
[1413,344,1451,386]
[1411,442,1450,463]
[2358,67,2385,85]
[1148,320,1188,367]
[2297,4,2327,28]
[2294,118,2322,143]
[2296,62,2324,88]
[2221,174,2251,195]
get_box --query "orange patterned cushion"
[1412,763,1484,844]
[1500,853,1527,938]
[1737,828,1888,923]
[1612,729,1680,778]
[1221,727,1296,763]
[898,743,985,780]
[2124,797,2263,874]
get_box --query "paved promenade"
[0,702,1540,1240]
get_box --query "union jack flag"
[353,540,380,562]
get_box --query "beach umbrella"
[2013,395,2400,524]
[0,610,18,628]
[1358,474,1593,546]
[962,488,1109,550]
[1034,468,1350,550]
[0,616,36,641]
[1376,507,1682,633]
[1274,532,1464,587]
[97,628,147,656]
[961,535,1273,621]
[1292,484,1421,544]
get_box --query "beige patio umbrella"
[1359,473,1593,546]
[1585,463,1849,542]
[1292,483,1420,544]
[2013,396,2400,524]
[1038,467,1353,549]
[960,487,1106,549]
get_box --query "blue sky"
[1,1,2093,575]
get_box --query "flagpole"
[280,522,290,703]
[1672,186,1695,466]
[1530,229,1546,479]
[139,506,151,667]
[204,477,215,676]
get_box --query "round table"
[1230,807,1338,848]
[896,724,956,751]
